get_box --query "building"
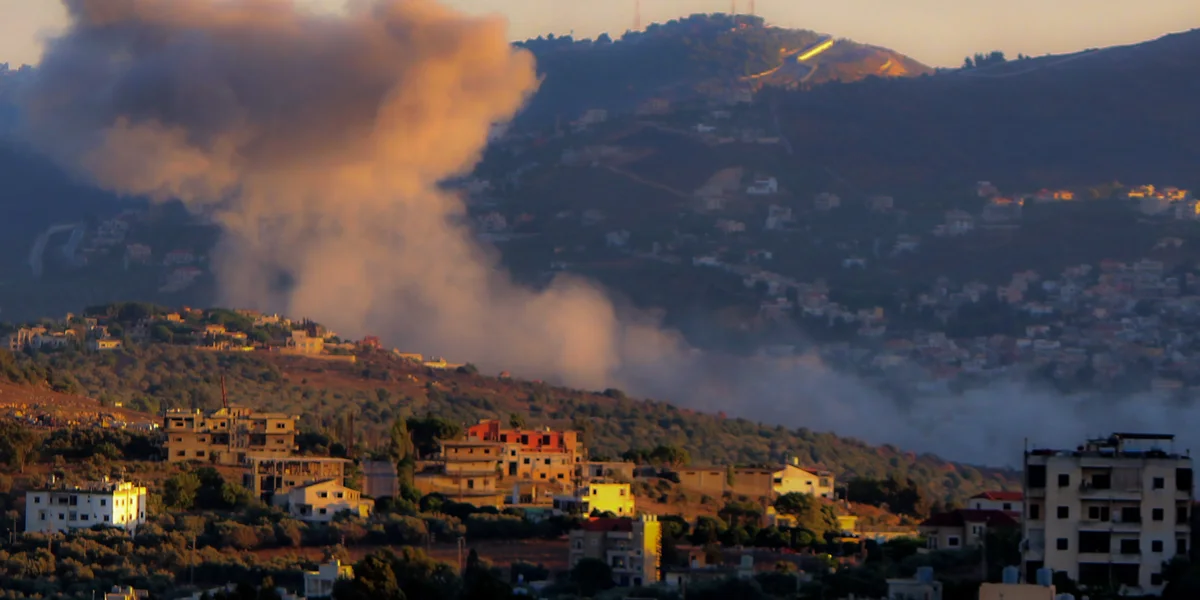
[553,483,635,516]
[1022,433,1193,595]
[104,587,149,600]
[464,420,584,481]
[969,491,1024,513]
[304,560,354,599]
[286,330,325,355]
[944,210,975,235]
[568,516,662,588]
[413,439,507,507]
[362,460,400,499]
[164,407,297,465]
[978,582,1056,600]
[886,567,941,600]
[579,461,636,482]
[243,456,349,503]
[813,192,841,211]
[25,479,148,534]
[676,461,834,499]
[88,338,122,351]
[918,509,1019,550]
[285,479,373,523]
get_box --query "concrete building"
[970,491,1024,513]
[243,456,349,504]
[1022,432,1193,595]
[361,460,400,499]
[25,478,148,534]
[465,420,584,481]
[886,567,941,600]
[978,582,1056,600]
[552,482,635,516]
[676,461,834,499]
[285,479,373,523]
[413,439,507,507]
[163,407,297,465]
[919,509,1020,550]
[304,560,354,599]
[568,515,662,588]
[104,587,149,600]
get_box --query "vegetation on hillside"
[0,314,1017,507]
[514,13,928,126]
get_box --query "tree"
[570,558,614,596]
[163,471,201,510]
[508,413,525,429]
[334,552,406,600]
[774,492,839,538]
[461,549,514,600]
[0,420,39,473]
[648,444,690,467]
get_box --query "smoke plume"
[18,0,1200,467]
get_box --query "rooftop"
[971,491,1024,501]
[1027,432,1187,459]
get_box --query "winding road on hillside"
[29,223,82,278]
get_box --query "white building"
[969,491,1024,513]
[1022,433,1193,596]
[25,479,148,534]
[304,560,354,599]
[746,177,779,195]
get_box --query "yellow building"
[568,515,661,588]
[164,407,297,465]
[285,479,373,523]
[553,483,635,516]
[772,462,836,499]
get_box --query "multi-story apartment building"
[242,456,349,504]
[24,478,148,534]
[465,419,584,481]
[413,439,507,507]
[163,407,297,465]
[568,515,662,588]
[1022,432,1193,596]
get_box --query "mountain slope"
[515,13,931,126]
[773,28,1200,192]
[0,334,1016,505]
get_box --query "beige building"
[918,509,1019,550]
[361,460,400,499]
[164,407,297,465]
[243,456,349,503]
[1022,432,1193,595]
[413,439,507,507]
[677,461,834,499]
[568,515,662,588]
[285,479,373,523]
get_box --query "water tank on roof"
[916,566,934,583]
[1036,568,1054,587]
[1002,566,1020,584]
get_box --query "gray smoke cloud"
[17,0,1199,468]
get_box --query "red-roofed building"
[969,491,1024,513]
[919,509,1020,550]
[465,419,583,482]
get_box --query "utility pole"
[457,536,467,574]
[190,534,196,586]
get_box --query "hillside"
[1,321,1017,506]
[514,13,931,127]
[772,28,1200,192]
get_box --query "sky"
[1,0,1197,69]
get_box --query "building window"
[1178,538,1189,556]
[1153,477,1165,490]
[1057,506,1069,519]
[336,492,344,499]
[1153,540,1164,553]
[1029,504,1040,520]
[319,508,327,515]
[176,451,186,457]
[196,451,205,457]
[1057,474,1070,487]
[467,479,475,490]
[100,499,107,506]
[1057,538,1068,551]
[523,458,531,465]
[1120,539,1140,554]
[318,492,328,498]
[103,516,109,522]
[544,458,551,465]
[1153,508,1165,522]
[947,537,960,547]
[33,496,40,504]
[1002,503,1012,511]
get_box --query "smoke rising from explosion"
[18,0,1200,467]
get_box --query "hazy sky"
[2,0,1197,68]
